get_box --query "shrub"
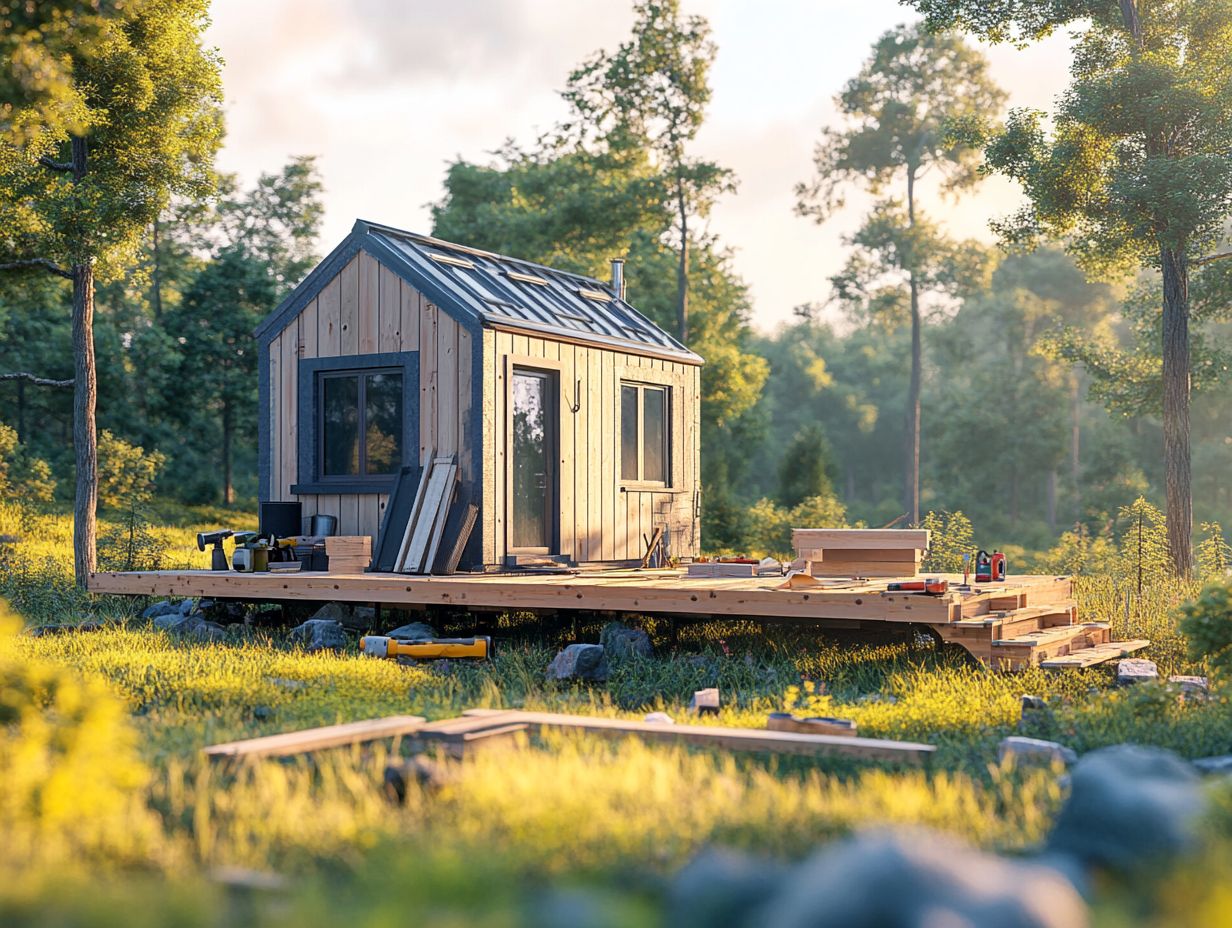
[0,423,56,504]
[1197,522,1232,580]
[745,493,846,558]
[1178,580,1232,680]
[0,602,158,868]
[97,431,166,512]
[919,510,975,573]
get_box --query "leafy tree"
[1197,522,1231,580]
[908,0,1232,574]
[796,22,1006,526]
[0,1,221,584]
[563,0,735,343]
[166,158,323,505]
[96,429,163,511]
[919,510,976,572]
[1178,579,1232,679]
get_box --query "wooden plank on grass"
[461,709,933,764]
[204,716,426,760]
[1040,639,1150,670]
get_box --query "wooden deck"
[88,568,1148,670]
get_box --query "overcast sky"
[204,0,1074,331]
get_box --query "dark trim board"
[258,341,271,500]
[295,351,421,492]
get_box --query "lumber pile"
[792,528,929,579]
[203,716,426,760]
[324,536,372,574]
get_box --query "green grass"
[1,505,1230,926]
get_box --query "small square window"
[620,381,670,485]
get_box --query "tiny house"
[254,219,702,570]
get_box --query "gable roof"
[254,219,702,365]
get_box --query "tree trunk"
[72,260,98,585]
[903,169,921,525]
[675,177,689,344]
[222,398,234,506]
[16,378,25,439]
[1160,246,1193,575]
[70,133,98,587]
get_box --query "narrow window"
[620,381,670,485]
[319,369,403,479]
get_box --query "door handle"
[535,473,546,489]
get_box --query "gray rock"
[761,829,1087,928]
[644,712,674,724]
[1021,694,1048,712]
[1116,658,1158,685]
[252,705,274,721]
[533,888,626,928]
[351,605,376,628]
[668,847,786,928]
[309,602,352,625]
[141,599,179,620]
[1048,745,1205,872]
[176,598,196,616]
[288,618,349,652]
[185,619,227,643]
[689,687,720,716]
[200,599,247,625]
[546,644,609,682]
[386,621,438,640]
[383,757,456,802]
[598,621,653,660]
[1192,755,1232,776]
[1167,675,1209,698]
[999,736,1077,767]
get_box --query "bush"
[1198,522,1232,580]
[745,493,846,558]
[0,602,159,868]
[0,423,56,504]
[1178,580,1232,680]
[97,431,165,512]
[919,511,975,573]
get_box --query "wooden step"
[1040,639,1151,670]
[993,622,1111,664]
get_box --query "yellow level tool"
[359,635,491,660]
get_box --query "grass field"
[1,503,1230,926]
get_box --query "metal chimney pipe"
[610,258,626,300]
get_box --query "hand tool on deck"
[197,530,234,571]
[886,577,949,594]
[359,635,492,661]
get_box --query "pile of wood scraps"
[201,707,935,767]
[791,528,930,579]
[323,536,372,574]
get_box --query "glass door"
[509,368,557,552]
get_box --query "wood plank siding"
[266,247,700,565]
[265,250,471,539]
[480,328,700,567]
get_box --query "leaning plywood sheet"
[204,716,427,760]
[462,709,934,764]
[397,455,456,573]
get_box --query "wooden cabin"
[255,219,703,571]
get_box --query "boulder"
[386,621,438,640]
[599,621,653,660]
[1191,755,1232,776]
[383,757,456,802]
[1116,659,1158,686]
[309,602,352,625]
[667,848,787,928]
[760,829,1086,928]
[1020,694,1048,712]
[199,599,248,625]
[141,599,179,620]
[546,644,608,682]
[288,618,349,652]
[644,712,675,724]
[184,619,227,643]
[998,736,1077,768]
[1047,745,1205,872]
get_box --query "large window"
[319,368,403,479]
[621,382,669,484]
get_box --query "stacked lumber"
[324,536,372,574]
[393,453,458,574]
[792,528,929,578]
